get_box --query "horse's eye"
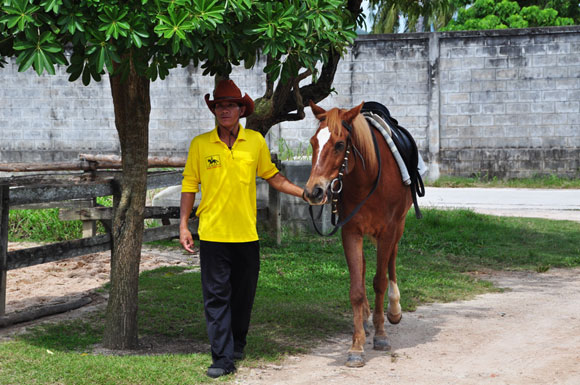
[334,141,345,152]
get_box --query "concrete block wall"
[1,26,579,179]
[437,27,580,177]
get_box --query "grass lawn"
[428,174,580,189]
[1,209,580,384]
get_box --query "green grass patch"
[8,196,113,242]
[7,195,167,243]
[2,209,580,384]
[0,337,212,385]
[8,207,83,242]
[428,174,580,188]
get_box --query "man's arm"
[179,192,196,253]
[266,173,304,198]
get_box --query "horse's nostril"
[313,187,324,200]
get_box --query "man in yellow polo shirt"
[180,79,304,378]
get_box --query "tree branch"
[264,56,275,99]
[246,0,363,136]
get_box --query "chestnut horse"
[303,101,413,367]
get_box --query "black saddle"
[361,101,425,219]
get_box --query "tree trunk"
[102,60,151,349]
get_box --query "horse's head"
[303,101,366,205]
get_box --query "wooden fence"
[0,166,280,317]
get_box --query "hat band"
[215,96,242,101]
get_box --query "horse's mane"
[326,108,378,175]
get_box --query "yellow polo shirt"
[182,124,279,242]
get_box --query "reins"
[309,120,382,237]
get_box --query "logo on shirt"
[205,155,221,169]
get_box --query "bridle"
[309,119,382,236]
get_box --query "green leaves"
[57,7,87,34]
[98,7,131,39]
[154,0,225,39]
[0,0,40,30]
[1,0,359,88]
[40,0,64,13]
[127,17,150,48]
[13,30,67,75]
[442,0,578,31]
[155,9,194,39]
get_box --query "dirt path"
[235,268,580,385]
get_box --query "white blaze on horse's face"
[304,121,347,205]
[314,127,331,168]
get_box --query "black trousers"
[199,240,260,371]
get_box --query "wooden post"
[0,185,9,316]
[81,198,97,238]
[268,180,281,246]
[269,154,282,245]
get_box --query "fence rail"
[0,166,282,317]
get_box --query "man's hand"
[180,192,196,253]
[180,228,196,253]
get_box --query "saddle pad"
[361,101,426,218]
[364,112,411,185]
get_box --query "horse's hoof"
[346,352,365,367]
[373,336,391,351]
[387,312,402,325]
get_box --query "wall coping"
[356,25,580,43]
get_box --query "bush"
[441,0,577,31]
[507,14,528,29]
[495,0,520,22]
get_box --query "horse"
[303,100,414,367]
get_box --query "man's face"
[215,102,246,131]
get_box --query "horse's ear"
[343,102,364,123]
[309,100,326,118]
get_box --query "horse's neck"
[343,161,375,198]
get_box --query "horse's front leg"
[342,231,367,367]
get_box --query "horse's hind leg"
[372,235,391,351]
[386,247,402,325]
[362,254,372,336]
[385,221,406,325]
[372,230,403,351]
[342,231,367,367]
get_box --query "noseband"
[309,119,382,236]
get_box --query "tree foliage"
[0,0,360,83]
[442,0,575,31]
[367,0,577,33]
[369,0,471,33]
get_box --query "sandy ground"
[2,242,580,385]
[3,242,198,315]
[235,268,580,385]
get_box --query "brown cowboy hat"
[205,79,254,117]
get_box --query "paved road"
[420,187,580,222]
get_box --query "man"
[179,79,304,378]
